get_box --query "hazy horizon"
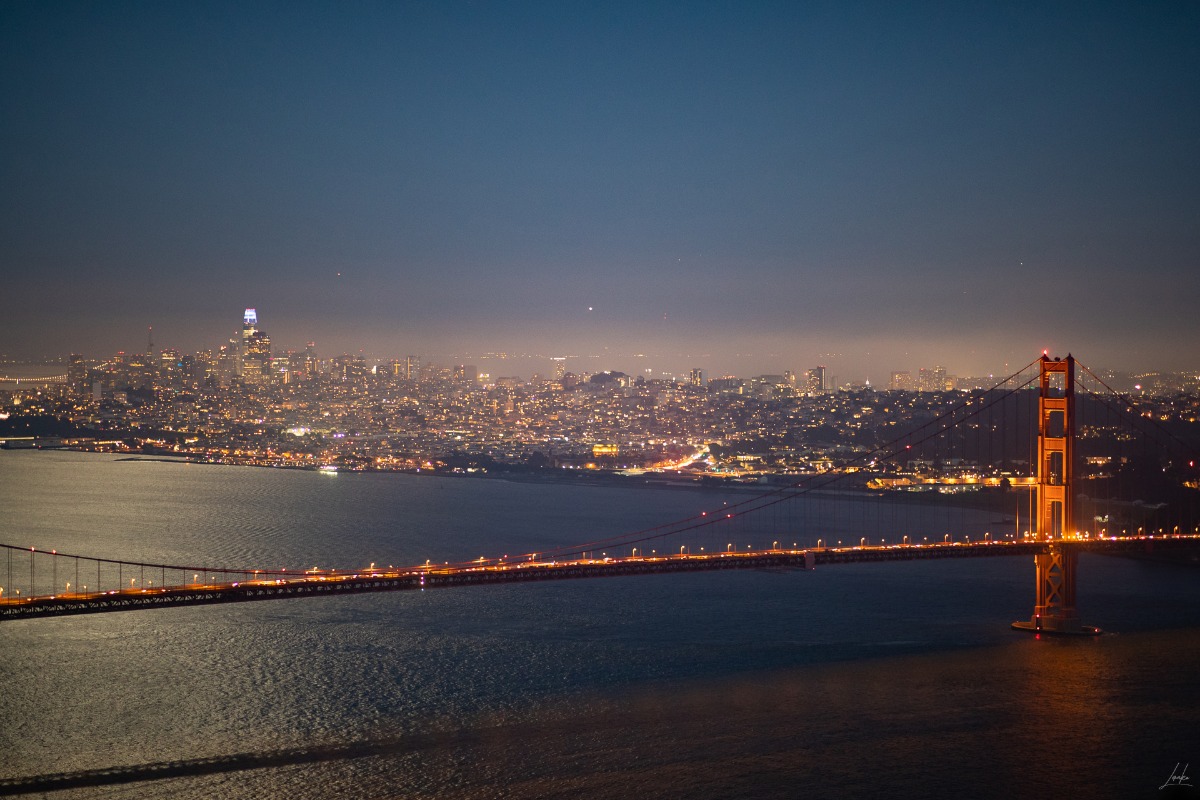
[2,315,1194,386]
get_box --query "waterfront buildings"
[5,310,1199,488]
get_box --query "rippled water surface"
[2,451,1199,799]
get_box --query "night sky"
[2,2,1198,379]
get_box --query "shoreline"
[0,445,1027,518]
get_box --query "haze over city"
[3,2,1198,379]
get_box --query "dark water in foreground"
[1,451,1199,799]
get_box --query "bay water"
[2,451,1199,799]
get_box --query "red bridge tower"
[1012,354,1100,635]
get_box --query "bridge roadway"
[2,535,1198,621]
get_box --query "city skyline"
[3,3,1198,379]
[4,301,1198,390]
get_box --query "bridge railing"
[5,532,1200,613]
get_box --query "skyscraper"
[67,353,89,396]
[240,308,271,384]
[933,365,948,391]
[806,366,826,395]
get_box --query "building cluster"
[5,310,1200,492]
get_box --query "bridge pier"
[1011,544,1100,635]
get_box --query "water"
[2,451,1199,799]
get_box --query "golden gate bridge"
[3,354,1198,633]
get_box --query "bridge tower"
[1013,354,1099,635]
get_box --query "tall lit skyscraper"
[216,338,239,386]
[240,308,271,384]
[806,366,826,395]
[67,353,89,395]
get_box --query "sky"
[2,1,1198,381]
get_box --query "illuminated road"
[3,534,1197,621]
